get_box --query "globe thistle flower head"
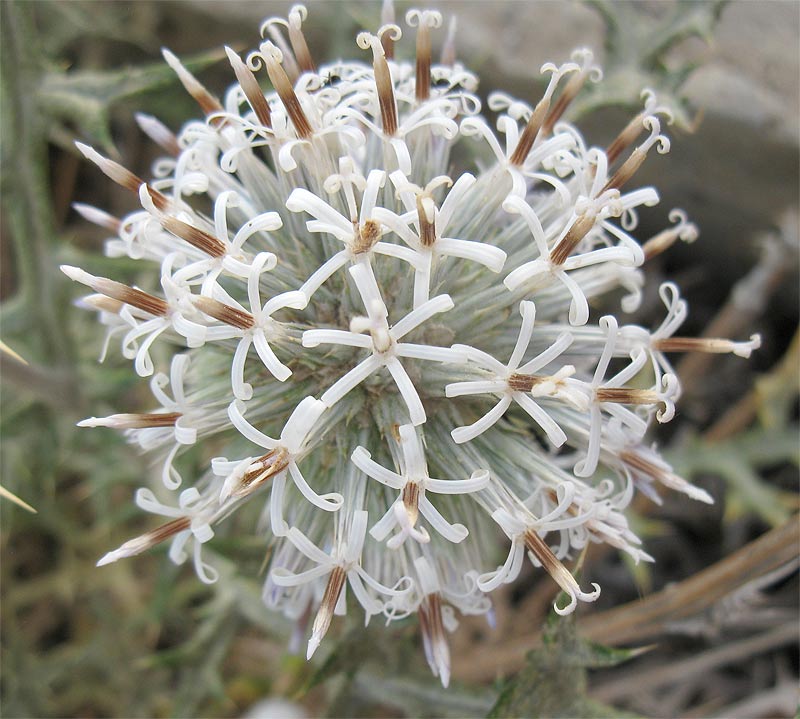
[65,3,761,686]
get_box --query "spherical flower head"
[65,4,759,686]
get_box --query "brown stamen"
[507,66,576,167]
[226,47,272,129]
[99,516,191,565]
[135,113,181,157]
[414,19,432,102]
[229,449,290,499]
[140,185,169,212]
[523,528,561,577]
[80,147,143,191]
[353,219,382,254]
[136,112,181,157]
[542,70,588,137]
[359,31,399,137]
[595,388,660,405]
[654,337,749,354]
[380,1,396,59]
[508,373,547,393]
[402,482,421,526]
[111,284,169,316]
[620,449,711,503]
[376,58,398,136]
[601,147,647,193]
[418,591,450,685]
[550,213,596,266]
[193,296,255,330]
[287,8,315,74]
[72,204,123,233]
[62,267,169,317]
[161,217,227,258]
[162,49,224,120]
[606,112,646,166]
[524,526,601,614]
[508,96,552,167]
[81,412,182,429]
[264,45,313,139]
[620,449,660,479]
[75,143,170,211]
[138,516,191,548]
[416,195,436,247]
[643,218,697,261]
[308,565,347,656]
[643,226,682,261]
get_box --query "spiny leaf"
[39,48,225,152]
[668,429,798,526]
[571,1,725,128]
[488,614,644,718]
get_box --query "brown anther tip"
[146,516,192,546]
[119,286,170,317]
[72,203,123,233]
[542,71,586,136]
[98,515,192,565]
[595,388,659,405]
[135,113,181,157]
[389,423,402,442]
[162,48,224,119]
[226,47,273,129]
[606,112,645,166]
[381,34,395,60]
[308,565,347,658]
[226,449,290,501]
[264,50,313,139]
[63,266,169,317]
[509,97,551,167]
[418,590,450,686]
[145,185,170,213]
[507,373,543,393]
[402,482,421,526]
[653,337,757,356]
[550,213,596,266]
[601,147,646,194]
[193,296,255,330]
[76,142,147,195]
[618,450,667,487]
[375,63,398,136]
[380,1,396,59]
[79,412,183,429]
[353,219,382,254]
[643,231,676,262]
[416,196,437,247]
[287,8,315,74]
[643,218,697,261]
[523,528,560,575]
[414,22,432,102]
[161,216,226,257]
[130,412,182,428]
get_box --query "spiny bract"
[65,3,759,686]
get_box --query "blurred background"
[1,2,798,717]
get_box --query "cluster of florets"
[64,4,759,686]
